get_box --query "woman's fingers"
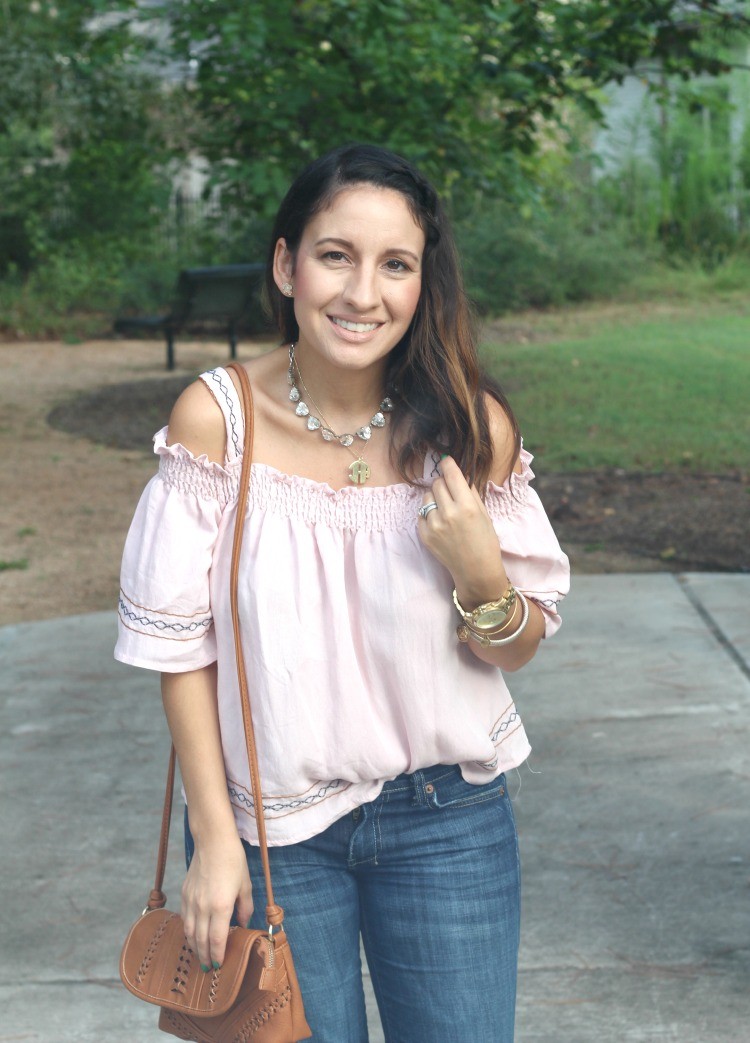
[187,897,235,970]
[420,457,475,520]
[208,904,235,968]
[180,841,251,971]
[194,909,213,971]
[435,455,474,503]
[235,874,255,933]
[418,455,507,596]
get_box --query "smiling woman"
[114,144,570,1042]
[272,183,424,380]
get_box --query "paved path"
[1,573,748,1041]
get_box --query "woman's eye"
[323,251,347,262]
[384,259,409,272]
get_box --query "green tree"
[151,0,750,216]
[0,0,166,272]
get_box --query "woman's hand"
[181,830,254,971]
[418,454,546,671]
[161,666,254,970]
[418,455,508,608]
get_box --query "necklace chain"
[293,365,356,459]
[286,343,394,484]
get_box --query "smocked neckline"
[250,460,418,497]
[154,426,534,496]
[249,448,534,497]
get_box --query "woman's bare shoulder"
[166,350,286,463]
[484,392,522,484]
[166,378,226,464]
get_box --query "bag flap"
[120,909,275,1016]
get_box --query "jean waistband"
[380,763,462,796]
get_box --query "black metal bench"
[114,263,267,370]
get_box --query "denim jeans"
[185,764,520,1042]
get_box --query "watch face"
[473,608,510,630]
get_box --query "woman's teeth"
[332,318,379,333]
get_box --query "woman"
[115,143,570,1042]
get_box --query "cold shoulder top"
[115,367,570,846]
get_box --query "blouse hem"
[228,743,532,848]
[113,649,218,673]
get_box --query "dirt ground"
[1,338,747,627]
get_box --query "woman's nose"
[342,266,379,313]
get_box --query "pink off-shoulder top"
[115,367,570,846]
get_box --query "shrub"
[457,199,653,314]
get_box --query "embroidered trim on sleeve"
[118,588,212,643]
[526,593,566,609]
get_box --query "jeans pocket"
[424,767,507,810]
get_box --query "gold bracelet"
[457,592,530,647]
[467,598,519,638]
[452,583,517,631]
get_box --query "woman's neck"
[291,346,390,425]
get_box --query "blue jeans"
[185,764,520,1042]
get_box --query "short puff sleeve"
[485,447,570,638]
[114,427,239,672]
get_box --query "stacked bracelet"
[456,591,530,648]
[452,584,516,631]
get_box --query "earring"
[282,282,293,296]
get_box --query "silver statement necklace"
[287,343,394,485]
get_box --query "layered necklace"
[287,343,394,485]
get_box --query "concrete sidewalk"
[1,573,748,1042]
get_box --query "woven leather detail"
[208,966,220,1008]
[159,1008,196,1040]
[135,913,178,985]
[231,985,292,1042]
[169,943,193,997]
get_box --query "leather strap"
[226,361,283,927]
[148,362,283,929]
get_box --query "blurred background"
[3,1,750,333]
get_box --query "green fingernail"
[440,453,448,459]
[212,961,221,970]
[200,963,210,973]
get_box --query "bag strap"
[226,361,284,929]
[146,362,284,932]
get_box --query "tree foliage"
[2,0,748,290]
[0,0,166,271]
[151,0,750,215]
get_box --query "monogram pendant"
[348,458,371,485]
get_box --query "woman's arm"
[162,667,254,972]
[418,457,546,671]
[159,379,253,971]
[418,396,546,672]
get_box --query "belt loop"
[411,768,426,805]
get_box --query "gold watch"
[452,585,517,632]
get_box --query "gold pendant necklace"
[348,458,371,485]
[287,344,393,485]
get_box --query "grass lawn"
[481,301,750,474]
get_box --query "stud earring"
[282,282,293,296]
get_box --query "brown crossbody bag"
[119,363,312,1042]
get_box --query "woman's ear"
[272,238,294,294]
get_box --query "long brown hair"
[265,144,520,489]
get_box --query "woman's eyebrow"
[314,237,421,265]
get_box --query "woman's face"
[273,184,425,376]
